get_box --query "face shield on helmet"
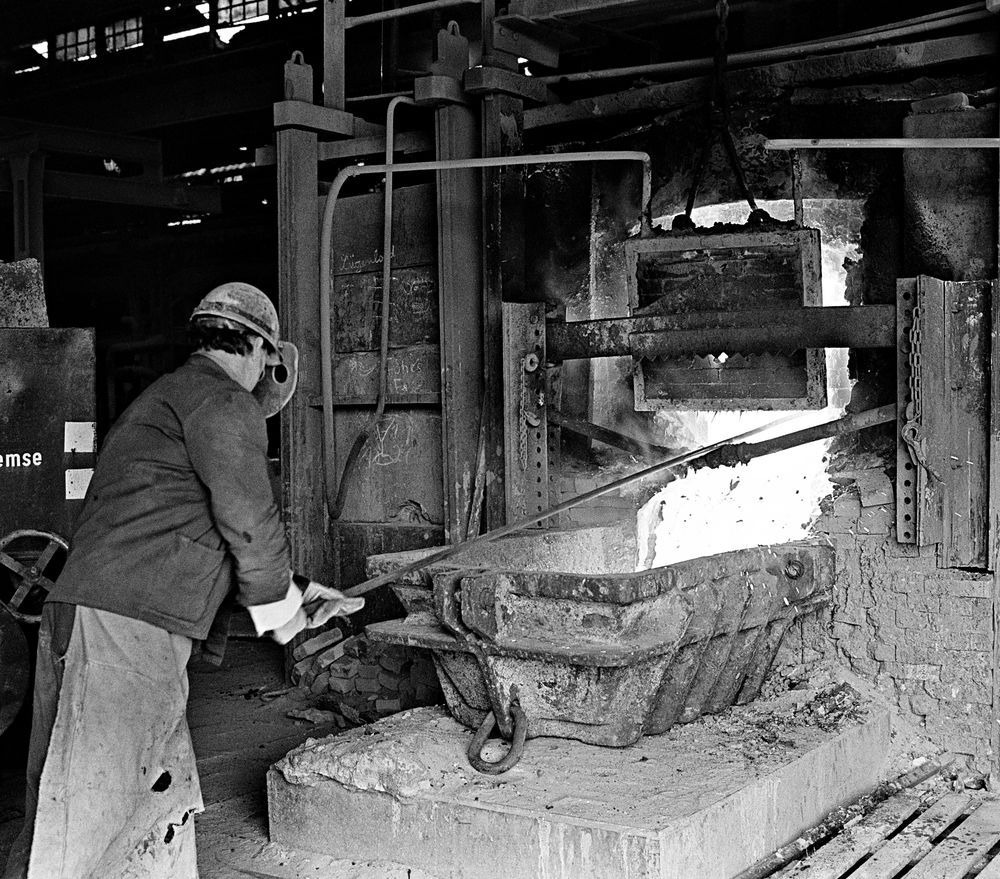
[190,282,299,417]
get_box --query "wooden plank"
[773,793,924,879]
[942,281,989,567]
[905,797,1000,879]
[332,267,439,351]
[331,184,438,274]
[973,846,1000,879]
[332,345,440,401]
[849,792,974,879]
[332,409,444,525]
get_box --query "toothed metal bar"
[547,305,896,362]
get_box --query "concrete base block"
[268,699,892,879]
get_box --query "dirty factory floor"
[2,640,1000,879]
[0,637,421,879]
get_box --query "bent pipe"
[329,95,418,519]
[319,150,653,520]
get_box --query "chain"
[908,305,922,424]
[714,0,729,97]
[678,0,761,225]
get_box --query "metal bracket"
[414,75,470,106]
[896,279,918,544]
[273,100,356,136]
[492,15,577,68]
[503,302,550,521]
[464,67,548,104]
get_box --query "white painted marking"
[64,422,96,453]
[65,468,94,500]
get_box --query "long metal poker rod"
[344,411,810,598]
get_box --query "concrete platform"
[268,692,893,879]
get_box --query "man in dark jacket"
[5,282,362,879]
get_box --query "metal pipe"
[766,138,1000,150]
[345,0,479,28]
[534,8,991,86]
[345,90,414,104]
[319,149,652,524]
[692,404,896,471]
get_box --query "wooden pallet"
[773,788,1000,879]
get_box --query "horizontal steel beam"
[0,116,163,168]
[546,304,896,361]
[766,137,1000,149]
[0,166,221,212]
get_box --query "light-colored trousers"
[4,603,203,879]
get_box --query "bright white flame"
[216,25,245,43]
[32,41,48,58]
[15,65,41,74]
[164,25,210,41]
[637,198,859,569]
[195,2,210,16]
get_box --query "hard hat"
[190,282,279,349]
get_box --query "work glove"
[301,580,365,629]
[270,607,308,645]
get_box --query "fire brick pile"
[289,627,443,725]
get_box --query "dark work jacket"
[50,354,290,661]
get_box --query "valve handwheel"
[0,530,69,624]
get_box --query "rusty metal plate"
[0,328,96,539]
[625,228,827,411]
[901,277,990,566]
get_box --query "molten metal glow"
[638,199,859,568]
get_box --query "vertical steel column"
[480,94,525,529]
[277,55,330,582]
[10,153,45,265]
[436,100,484,542]
[323,0,346,109]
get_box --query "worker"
[4,282,362,879]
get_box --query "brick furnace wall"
[776,451,994,770]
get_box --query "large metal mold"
[368,539,833,747]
